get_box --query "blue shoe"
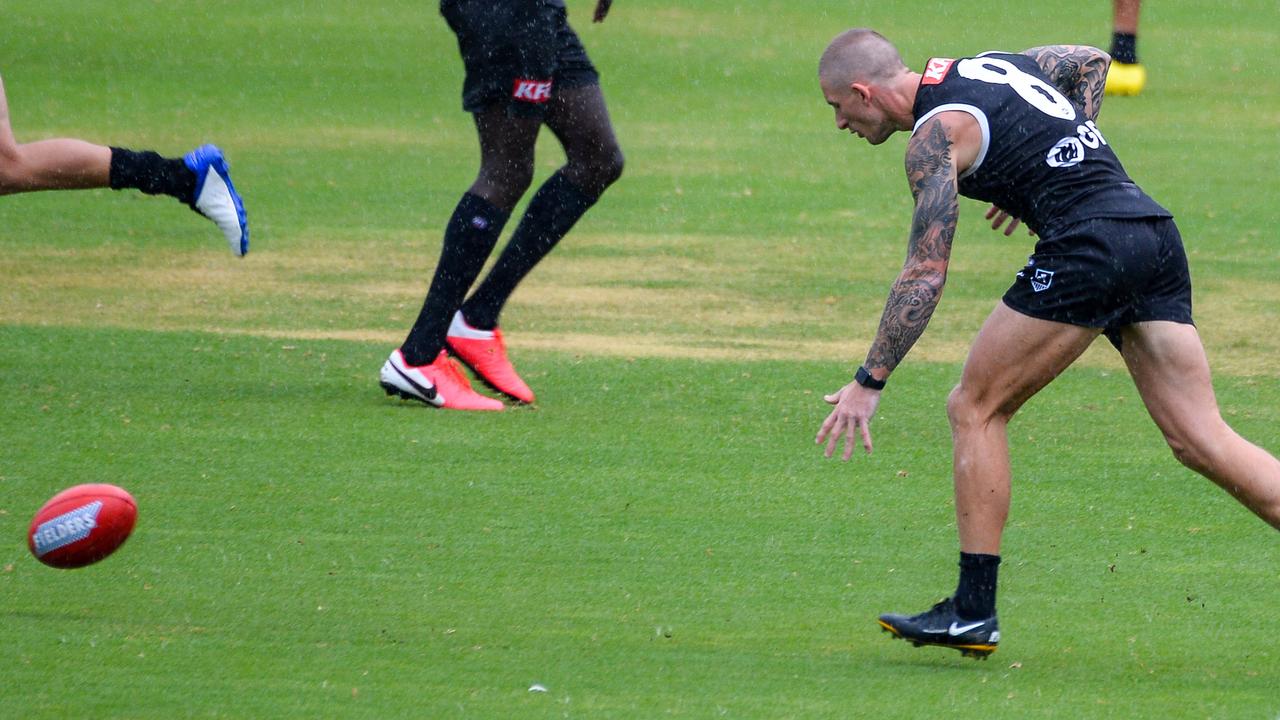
[184,144,249,256]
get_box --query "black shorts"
[1002,217,1193,347]
[439,0,599,118]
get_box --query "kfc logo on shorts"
[922,58,954,85]
[512,79,553,103]
[1031,268,1055,293]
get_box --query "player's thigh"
[472,106,540,163]
[1117,321,1224,441]
[0,73,16,149]
[954,302,1100,420]
[544,83,621,165]
[0,73,19,183]
[471,105,540,188]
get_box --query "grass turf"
[3,326,1277,718]
[2,0,1279,717]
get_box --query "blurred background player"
[379,0,625,411]
[1105,0,1146,95]
[0,72,248,256]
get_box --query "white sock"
[447,310,495,340]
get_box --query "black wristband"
[854,366,886,391]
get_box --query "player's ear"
[850,82,873,105]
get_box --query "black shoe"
[877,597,999,659]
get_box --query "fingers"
[816,410,838,447]
[842,416,858,461]
[825,432,840,459]
[817,411,873,460]
[986,205,1029,236]
[816,384,874,460]
[821,415,842,458]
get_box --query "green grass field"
[3,1,1279,717]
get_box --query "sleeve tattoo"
[863,119,958,375]
[1022,45,1111,122]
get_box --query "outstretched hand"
[815,380,882,461]
[593,0,613,22]
[985,204,1035,237]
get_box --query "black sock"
[108,148,197,205]
[1110,32,1138,64]
[459,171,598,330]
[401,192,511,366]
[954,552,1000,620]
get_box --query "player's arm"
[1022,45,1111,122]
[814,115,963,461]
[862,116,961,379]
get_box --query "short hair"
[819,28,908,86]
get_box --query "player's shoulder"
[975,50,1042,70]
[919,51,1027,84]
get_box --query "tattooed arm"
[815,114,965,461]
[862,116,960,378]
[1022,45,1111,122]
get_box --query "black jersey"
[912,52,1170,237]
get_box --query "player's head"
[818,28,911,145]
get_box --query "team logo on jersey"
[1046,137,1085,167]
[512,79,553,103]
[922,58,955,85]
[1030,268,1055,292]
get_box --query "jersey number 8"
[956,57,1077,121]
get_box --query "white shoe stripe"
[194,167,244,254]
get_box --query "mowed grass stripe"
[4,231,1280,374]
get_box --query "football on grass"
[27,484,137,569]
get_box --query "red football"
[28,484,138,569]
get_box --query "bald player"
[814,28,1280,658]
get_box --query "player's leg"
[445,7,623,402]
[384,0,553,410]
[458,82,623,332]
[0,74,247,254]
[383,108,539,411]
[878,302,1099,658]
[0,73,109,192]
[466,107,542,212]
[545,83,626,198]
[948,303,1101,554]
[446,83,622,403]
[400,107,539,366]
[1105,0,1146,96]
[1118,321,1280,528]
